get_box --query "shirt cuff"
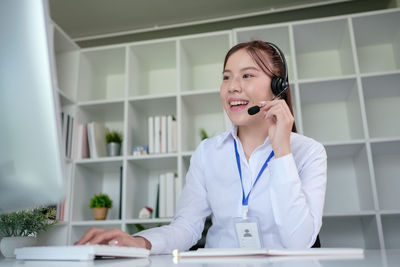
[133,230,166,255]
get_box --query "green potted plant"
[89,193,113,220]
[0,207,57,258]
[106,130,123,157]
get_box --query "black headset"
[265,42,289,98]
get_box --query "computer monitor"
[0,0,65,213]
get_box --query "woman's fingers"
[89,228,126,245]
[263,102,292,123]
[74,227,106,245]
[75,227,150,248]
[109,236,145,247]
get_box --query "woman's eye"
[243,74,253,78]
[223,75,230,80]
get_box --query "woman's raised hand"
[260,100,294,158]
[74,227,151,249]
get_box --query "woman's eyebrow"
[240,67,259,72]
[223,67,259,74]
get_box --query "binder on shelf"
[165,172,175,217]
[159,173,167,218]
[75,123,90,159]
[161,116,167,153]
[167,115,177,153]
[67,116,74,158]
[148,117,154,154]
[119,166,123,220]
[87,122,107,158]
[154,116,161,154]
[157,171,177,218]
[65,114,70,158]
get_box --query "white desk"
[0,249,399,267]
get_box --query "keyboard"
[15,245,150,261]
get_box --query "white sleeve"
[135,141,212,254]
[268,143,327,248]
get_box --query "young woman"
[75,40,327,254]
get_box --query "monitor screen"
[0,0,65,214]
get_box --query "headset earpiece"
[271,76,288,96]
[266,42,289,99]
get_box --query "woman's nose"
[228,77,241,93]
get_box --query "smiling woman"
[75,40,327,254]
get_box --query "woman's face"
[220,49,274,126]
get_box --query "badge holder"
[233,205,263,249]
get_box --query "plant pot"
[0,236,37,258]
[93,207,108,220]
[107,142,121,157]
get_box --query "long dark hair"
[223,41,297,133]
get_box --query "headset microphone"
[248,106,260,115]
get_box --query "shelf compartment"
[179,33,230,92]
[299,78,364,142]
[76,101,124,152]
[370,141,400,210]
[127,97,177,155]
[324,143,375,214]
[235,26,294,80]
[77,47,126,102]
[362,73,400,138]
[128,41,177,97]
[71,160,123,221]
[319,215,380,248]
[53,26,79,101]
[381,214,400,249]
[293,19,355,80]
[70,224,122,245]
[181,91,226,151]
[352,11,400,74]
[125,157,177,220]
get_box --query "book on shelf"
[154,116,161,154]
[61,112,74,159]
[161,116,167,153]
[167,115,177,153]
[67,116,73,158]
[75,123,90,159]
[87,122,107,158]
[157,172,181,218]
[148,117,154,154]
[119,166,123,219]
[165,172,175,217]
[148,115,177,154]
[159,173,167,218]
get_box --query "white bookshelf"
[51,8,400,250]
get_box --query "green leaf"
[0,207,58,237]
[89,193,113,209]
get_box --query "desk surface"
[0,249,399,267]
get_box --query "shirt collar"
[216,125,271,148]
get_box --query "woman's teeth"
[230,100,249,106]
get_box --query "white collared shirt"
[137,127,327,254]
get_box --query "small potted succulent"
[106,130,123,157]
[0,207,57,257]
[89,193,113,220]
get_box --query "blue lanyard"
[234,139,274,207]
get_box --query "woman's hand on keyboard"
[74,227,151,249]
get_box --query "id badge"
[233,216,263,249]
